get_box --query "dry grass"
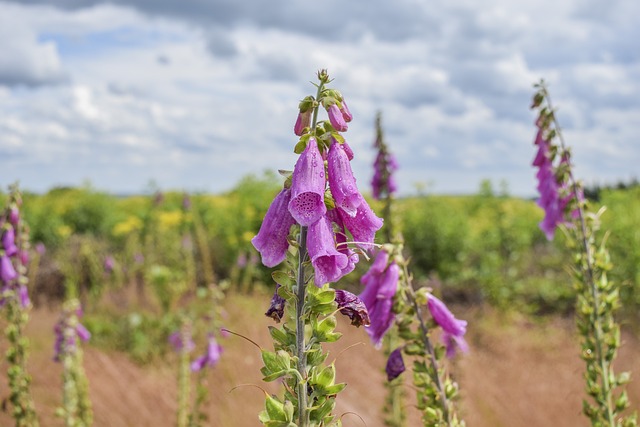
[1,292,638,426]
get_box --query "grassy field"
[2,289,638,426]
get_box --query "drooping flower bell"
[328,139,362,217]
[338,198,383,251]
[339,99,353,123]
[294,110,312,136]
[426,294,468,358]
[359,249,399,348]
[0,254,17,283]
[385,347,405,381]
[294,95,315,136]
[252,188,297,267]
[2,227,18,257]
[191,335,223,372]
[265,284,286,322]
[327,104,348,132]
[334,289,370,327]
[288,139,327,226]
[307,214,349,286]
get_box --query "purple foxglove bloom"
[328,140,362,217]
[252,188,296,267]
[340,100,353,122]
[288,139,327,226]
[532,122,574,241]
[168,331,195,354]
[327,104,348,132]
[18,284,30,308]
[191,335,223,372]
[359,250,399,347]
[1,255,17,283]
[329,209,359,276]
[19,250,29,266]
[426,294,468,358]
[334,289,370,327]
[2,227,18,257]
[342,140,354,161]
[386,347,406,381]
[265,284,286,322]
[294,109,312,136]
[9,207,20,226]
[76,322,91,342]
[339,196,383,251]
[307,215,348,285]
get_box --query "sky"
[1,0,639,197]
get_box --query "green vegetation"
[3,176,639,321]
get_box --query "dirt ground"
[1,292,638,426]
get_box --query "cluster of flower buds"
[1,191,31,309]
[531,86,583,240]
[53,301,91,362]
[253,70,383,286]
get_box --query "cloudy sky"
[1,0,638,197]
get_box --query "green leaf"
[263,371,288,382]
[314,364,336,388]
[265,394,287,421]
[269,326,292,347]
[272,270,294,286]
[323,383,346,395]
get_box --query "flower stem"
[543,85,615,425]
[296,226,309,427]
[402,263,450,424]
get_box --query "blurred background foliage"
[1,174,638,362]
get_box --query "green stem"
[402,264,450,425]
[544,87,615,425]
[295,226,309,427]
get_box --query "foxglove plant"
[53,299,93,427]
[530,81,637,426]
[368,112,406,427]
[252,70,381,427]
[359,243,466,426]
[1,185,40,427]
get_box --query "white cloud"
[0,0,638,196]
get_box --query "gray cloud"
[1,0,639,197]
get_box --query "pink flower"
[0,255,17,283]
[359,250,399,348]
[294,110,312,136]
[191,335,223,372]
[426,294,468,358]
[339,99,353,122]
[385,347,405,381]
[307,215,349,285]
[252,188,296,267]
[338,197,383,251]
[328,140,362,217]
[327,104,348,132]
[288,139,327,226]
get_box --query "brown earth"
[1,291,638,426]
